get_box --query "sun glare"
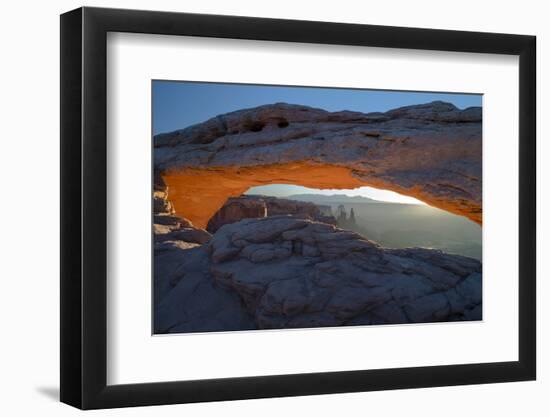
[246,185,426,205]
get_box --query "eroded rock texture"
[153,180,256,333]
[207,195,336,232]
[154,215,481,333]
[154,101,482,228]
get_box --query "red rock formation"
[154,102,482,228]
[153,174,212,250]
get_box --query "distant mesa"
[288,193,382,204]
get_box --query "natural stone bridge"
[154,101,482,228]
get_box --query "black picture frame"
[60,6,536,410]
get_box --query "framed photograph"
[60,6,536,409]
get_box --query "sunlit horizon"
[246,184,426,205]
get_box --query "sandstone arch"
[154,101,482,229]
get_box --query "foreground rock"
[154,244,256,333]
[153,174,258,332]
[155,216,481,333]
[154,101,482,228]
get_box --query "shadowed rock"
[207,194,336,232]
[154,216,481,333]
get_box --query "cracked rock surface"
[154,215,481,333]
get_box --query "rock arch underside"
[153,102,483,334]
[155,101,482,229]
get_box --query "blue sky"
[152,81,482,135]
[153,81,481,204]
